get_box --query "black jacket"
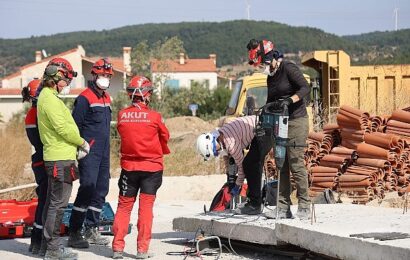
[267,60,310,119]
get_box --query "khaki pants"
[278,115,310,210]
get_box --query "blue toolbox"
[61,202,132,235]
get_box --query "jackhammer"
[256,101,288,218]
[227,156,241,209]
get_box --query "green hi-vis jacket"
[37,87,84,161]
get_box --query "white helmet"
[196,132,218,161]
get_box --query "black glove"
[281,97,293,108]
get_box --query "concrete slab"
[276,204,410,260]
[173,204,410,260]
[174,211,278,245]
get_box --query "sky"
[1,0,409,39]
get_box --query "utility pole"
[246,0,251,20]
[394,7,399,31]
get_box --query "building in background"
[151,53,217,94]
[0,45,131,122]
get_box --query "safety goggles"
[94,59,113,71]
[50,62,78,79]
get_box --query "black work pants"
[243,134,273,206]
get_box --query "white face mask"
[59,86,70,95]
[262,65,271,76]
[96,76,110,90]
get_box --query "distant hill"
[343,29,410,64]
[1,20,409,76]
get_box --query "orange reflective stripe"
[70,166,76,180]
[32,161,44,167]
[53,163,58,178]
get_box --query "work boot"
[112,251,124,259]
[234,202,261,215]
[296,207,311,220]
[31,243,41,255]
[44,247,78,260]
[68,230,89,248]
[39,240,47,257]
[31,229,43,254]
[263,207,293,219]
[135,252,154,259]
[84,227,109,245]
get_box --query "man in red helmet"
[68,58,113,248]
[246,39,311,220]
[37,57,87,259]
[111,76,170,259]
[22,79,48,255]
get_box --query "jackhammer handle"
[275,141,307,148]
[263,101,282,114]
[281,143,308,148]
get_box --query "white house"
[0,46,132,122]
[151,53,217,93]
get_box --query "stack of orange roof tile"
[309,166,340,196]
[308,147,356,195]
[305,132,333,169]
[386,109,410,138]
[323,123,341,146]
[337,106,371,149]
[305,105,410,204]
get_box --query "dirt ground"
[0,175,278,260]
[165,116,219,138]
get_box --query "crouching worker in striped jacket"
[112,76,170,259]
[196,115,272,215]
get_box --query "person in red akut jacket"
[21,79,47,255]
[112,76,170,259]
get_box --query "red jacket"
[117,103,170,172]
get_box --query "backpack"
[209,183,248,212]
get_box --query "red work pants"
[112,193,156,253]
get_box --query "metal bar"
[0,183,37,194]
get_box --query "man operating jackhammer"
[247,39,311,219]
[196,115,273,215]
[68,58,113,248]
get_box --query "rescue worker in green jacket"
[37,58,90,260]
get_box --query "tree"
[130,40,151,77]
[130,36,186,113]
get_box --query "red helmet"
[92,58,114,76]
[126,76,153,99]
[22,78,41,102]
[27,79,41,97]
[47,57,77,80]
[247,39,275,67]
